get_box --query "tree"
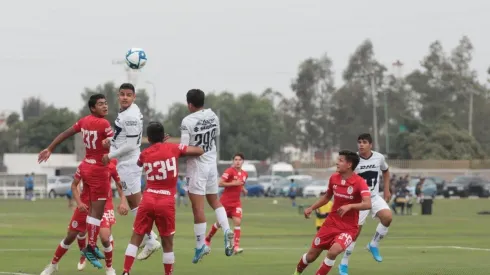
[22,97,47,121]
[290,54,336,150]
[6,112,20,127]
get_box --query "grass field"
[0,197,489,275]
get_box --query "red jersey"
[138,143,188,197]
[220,167,248,206]
[75,159,119,209]
[73,115,114,166]
[324,172,370,230]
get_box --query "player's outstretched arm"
[305,193,333,218]
[38,127,77,163]
[114,180,129,215]
[182,146,204,156]
[219,178,243,187]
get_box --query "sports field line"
[0,272,35,275]
[0,245,489,252]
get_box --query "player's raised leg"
[293,247,323,275]
[76,233,87,271]
[338,211,368,275]
[367,204,392,262]
[99,224,115,275]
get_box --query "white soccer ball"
[125,48,147,70]
[272,199,278,205]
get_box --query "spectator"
[24,173,34,201]
[391,186,412,215]
[415,177,424,203]
[177,176,188,207]
[288,179,298,207]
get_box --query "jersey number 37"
[143,157,177,181]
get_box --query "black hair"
[186,89,205,108]
[119,83,135,93]
[147,121,165,143]
[339,149,360,171]
[88,94,106,110]
[357,133,373,144]
[233,152,245,160]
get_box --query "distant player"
[102,83,162,260]
[38,94,115,268]
[40,159,128,275]
[180,89,234,263]
[292,150,371,275]
[205,153,248,254]
[338,133,392,275]
[122,122,205,275]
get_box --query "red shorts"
[311,225,356,251]
[133,193,175,237]
[78,162,111,201]
[68,208,116,233]
[223,204,242,219]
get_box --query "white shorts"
[358,194,390,225]
[186,161,218,195]
[117,159,143,196]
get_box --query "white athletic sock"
[370,223,389,247]
[163,252,175,264]
[341,241,356,265]
[194,223,207,249]
[215,207,230,232]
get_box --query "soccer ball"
[125,48,147,70]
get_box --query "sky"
[0,0,488,118]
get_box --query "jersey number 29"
[195,128,216,152]
[143,157,177,181]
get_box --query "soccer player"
[38,94,115,268]
[292,150,371,275]
[338,133,392,275]
[122,122,205,275]
[205,152,248,254]
[180,89,234,263]
[315,192,333,231]
[40,159,128,275]
[102,83,162,260]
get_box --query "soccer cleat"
[77,257,86,271]
[366,243,383,262]
[339,264,349,275]
[122,272,130,275]
[81,246,103,269]
[192,244,211,264]
[106,267,116,275]
[234,247,244,255]
[137,240,162,260]
[94,246,105,259]
[40,263,58,275]
[224,229,235,256]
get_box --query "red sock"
[234,227,241,249]
[296,253,309,273]
[123,244,138,273]
[51,240,70,264]
[206,223,219,242]
[104,245,113,268]
[86,217,101,248]
[315,260,333,275]
[77,235,86,251]
[164,264,173,275]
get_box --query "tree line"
[1,36,489,161]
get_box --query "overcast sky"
[1,0,488,117]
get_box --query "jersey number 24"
[143,157,177,181]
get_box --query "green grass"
[0,197,489,275]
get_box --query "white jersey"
[180,109,220,165]
[109,103,143,162]
[355,151,388,196]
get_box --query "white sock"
[215,207,230,232]
[163,252,175,264]
[125,244,138,258]
[370,223,389,247]
[194,223,207,249]
[341,241,356,265]
[324,257,335,266]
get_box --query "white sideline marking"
[0,245,489,252]
[0,272,35,275]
